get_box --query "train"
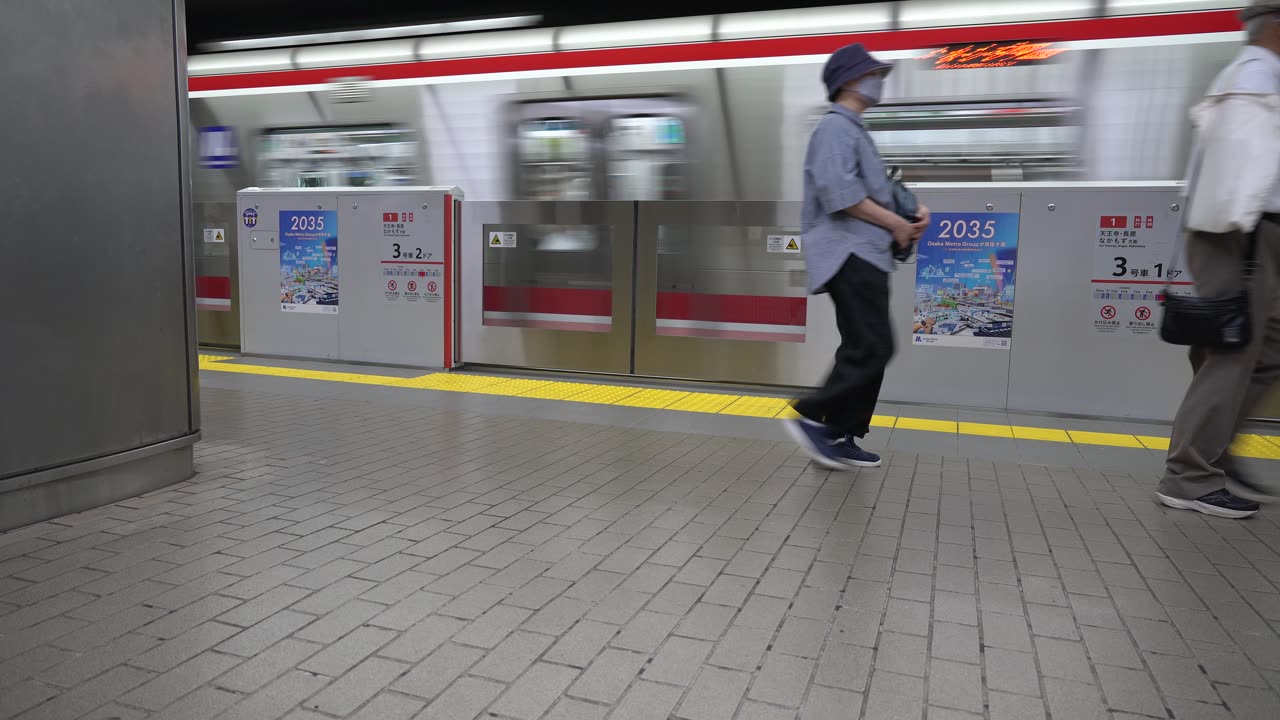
[187,0,1248,349]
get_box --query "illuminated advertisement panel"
[919,41,1066,70]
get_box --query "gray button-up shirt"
[802,104,895,294]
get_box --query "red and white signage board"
[381,208,443,305]
[1090,213,1188,336]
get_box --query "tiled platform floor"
[2,373,1280,719]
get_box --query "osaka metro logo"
[242,208,258,228]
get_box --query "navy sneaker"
[1156,489,1260,519]
[829,435,882,468]
[783,418,848,471]
[1228,468,1275,503]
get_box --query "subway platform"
[2,357,1280,720]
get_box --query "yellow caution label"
[767,234,801,253]
[490,234,502,246]
[215,230,224,242]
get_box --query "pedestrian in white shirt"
[1159,0,1280,518]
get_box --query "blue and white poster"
[912,212,1019,349]
[198,126,239,169]
[280,210,339,314]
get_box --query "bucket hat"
[823,43,893,102]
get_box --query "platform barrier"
[460,183,1256,422]
[222,183,1278,422]
[236,187,462,369]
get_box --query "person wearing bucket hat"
[1241,1,1280,23]
[1157,0,1280,518]
[782,42,930,471]
[822,42,894,102]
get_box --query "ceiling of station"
[184,0,866,49]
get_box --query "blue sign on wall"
[912,212,1020,350]
[280,210,339,315]
[198,125,239,169]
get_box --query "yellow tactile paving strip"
[614,389,691,409]
[197,354,1280,460]
[720,396,791,417]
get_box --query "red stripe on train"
[189,10,1239,92]
[656,326,806,343]
[483,286,613,317]
[195,275,232,299]
[657,292,806,327]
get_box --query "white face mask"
[854,74,885,106]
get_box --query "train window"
[510,97,691,201]
[606,115,687,200]
[803,101,1082,182]
[256,125,418,189]
[516,118,593,200]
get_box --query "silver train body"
[190,1,1246,202]
[188,1,1246,381]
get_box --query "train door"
[470,97,692,374]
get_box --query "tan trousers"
[1160,219,1280,499]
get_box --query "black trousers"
[794,253,894,438]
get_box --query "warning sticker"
[203,228,226,243]
[383,266,442,303]
[767,234,802,254]
[488,232,517,248]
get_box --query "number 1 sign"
[1089,210,1181,336]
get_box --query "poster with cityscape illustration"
[280,210,339,314]
[912,212,1019,349]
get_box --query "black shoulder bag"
[1158,146,1257,348]
[1158,235,1255,348]
[887,166,920,262]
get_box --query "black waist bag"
[1159,228,1256,349]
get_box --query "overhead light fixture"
[197,14,543,53]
